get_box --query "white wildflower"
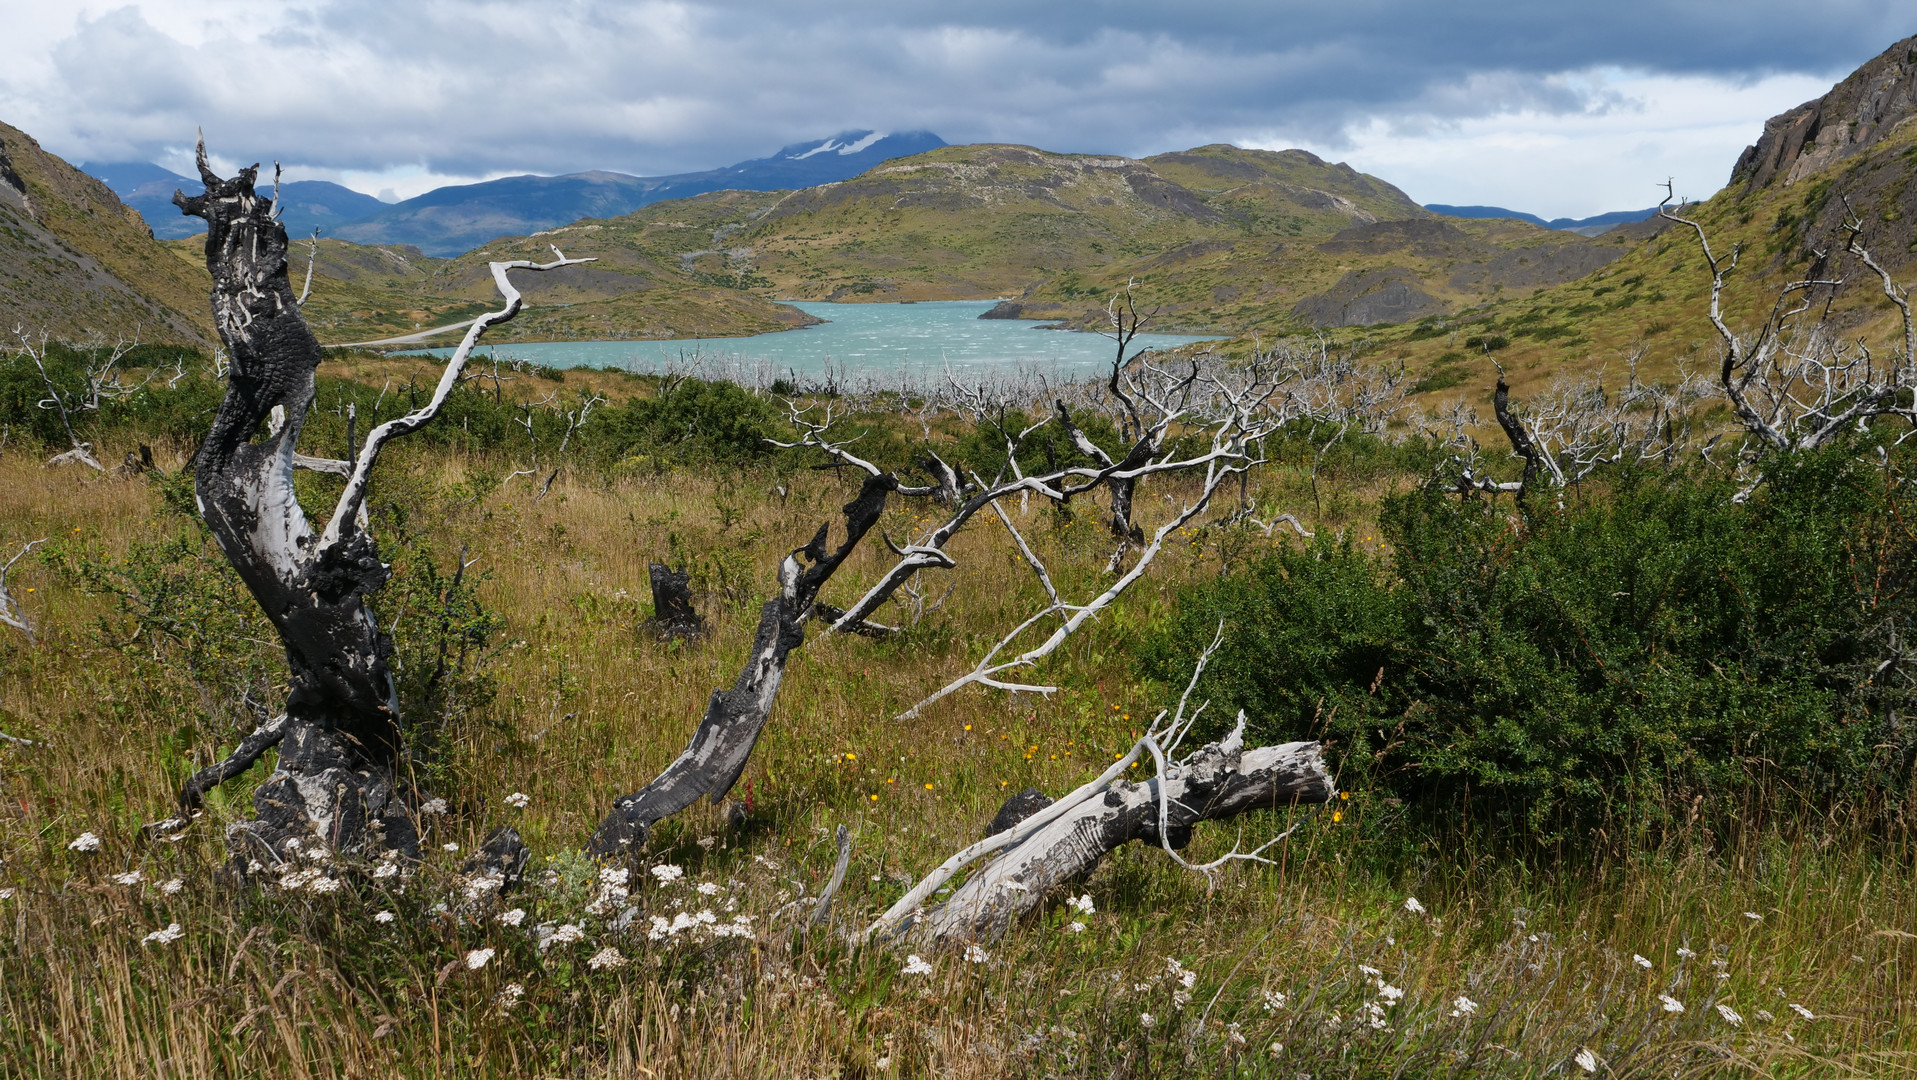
[1717,1003,1743,1026]
[372,861,400,880]
[650,864,684,885]
[1574,1047,1598,1073]
[374,911,396,924]
[1225,1022,1246,1046]
[1138,1013,1155,1030]
[694,909,717,924]
[1790,1003,1815,1020]
[697,881,721,896]
[442,842,460,853]
[1361,1001,1389,1029]
[1449,995,1478,1017]
[504,792,530,809]
[1743,911,1762,921]
[1358,964,1382,978]
[599,867,630,887]
[499,908,526,927]
[497,982,524,1010]
[1756,1009,1774,1022]
[143,922,184,945]
[1634,954,1653,969]
[901,954,933,976]
[1403,896,1426,916]
[160,878,183,896]
[1659,994,1685,1013]
[1263,990,1288,1011]
[465,948,495,970]
[1377,983,1404,1004]
[68,832,101,852]
[696,836,717,850]
[307,876,342,894]
[541,923,584,950]
[964,944,989,964]
[587,946,626,971]
[873,1057,890,1070]
[1172,990,1192,1010]
[1067,894,1095,915]
[1067,921,1087,934]
[1676,946,1696,958]
[419,798,449,815]
[110,870,143,886]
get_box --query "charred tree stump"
[646,562,703,640]
[587,474,897,858]
[145,138,588,870]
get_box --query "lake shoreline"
[406,300,1223,379]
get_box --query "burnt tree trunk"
[647,562,703,640]
[156,151,413,865]
[588,474,897,858]
[148,140,587,870]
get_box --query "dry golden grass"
[2,435,1914,1079]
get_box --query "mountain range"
[82,131,946,255]
[1424,204,1661,236]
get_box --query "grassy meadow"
[1,358,1915,1079]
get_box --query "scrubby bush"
[1148,449,1917,837]
[596,377,779,464]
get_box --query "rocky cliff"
[1731,34,1917,190]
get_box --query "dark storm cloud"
[11,1,1912,179]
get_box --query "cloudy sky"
[2,2,1910,217]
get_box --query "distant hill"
[1353,32,1917,405]
[83,161,388,240]
[1425,204,1661,235]
[0,122,212,345]
[329,130,947,255]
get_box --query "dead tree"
[862,638,1335,944]
[0,538,45,641]
[586,473,899,858]
[143,140,591,867]
[1659,186,1916,493]
[646,562,703,640]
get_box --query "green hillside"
[0,120,213,346]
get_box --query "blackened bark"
[647,562,703,640]
[1493,376,1542,508]
[158,144,418,865]
[588,474,897,857]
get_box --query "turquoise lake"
[417,301,1220,383]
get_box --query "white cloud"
[1250,68,1837,217]
[0,1,1900,212]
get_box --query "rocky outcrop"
[1292,267,1446,328]
[1731,35,1917,190]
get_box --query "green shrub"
[597,378,779,464]
[1147,452,1917,836]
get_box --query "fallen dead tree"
[854,636,1335,945]
[144,140,591,867]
